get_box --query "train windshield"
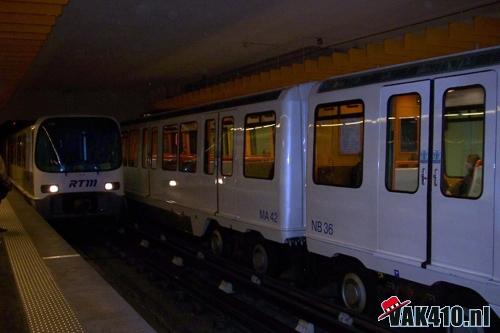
[35,117,121,173]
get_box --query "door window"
[142,128,148,168]
[179,122,198,173]
[385,93,421,193]
[441,85,485,199]
[162,125,178,171]
[204,119,216,175]
[129,130,139,167]
[221,117,234,176]
[151,127,158,169]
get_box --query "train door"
[378,81,430,264]
[217,111,238,220]
[307,90,375,251]
[431,71,496,277]
[199,113,218,214]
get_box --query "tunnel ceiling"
[1,0,500,110]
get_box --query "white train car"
[5,115,125,219]
[123,46,500,319]
[122,85,311,271]
[307,47,500,315]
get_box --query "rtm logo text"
[69,179,97,188]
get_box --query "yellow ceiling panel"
[0,0,69,109]
[153,16,500,111]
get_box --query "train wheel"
[341,272,368,313]
[252,243,270,275]
[210,229,225,256]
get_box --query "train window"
[142,128,148,168]
[129,130,139,167]
[121,131,128,167]
[179,122,198,173]
[221,117,234,176]
[441,85,485,199]
[151,127,158,169]
[244,111,275,179]
[313,100,364,188]
[385,93,421,193]
[204,119,216,175]
[162,125,178,171]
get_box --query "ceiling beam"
[0,38,44,46]
[0,1,63,16]
[0,31,47,40]
[9,0,69,4]
[0,23,52,34]
[0,13,57,26]
[0,44,41,52]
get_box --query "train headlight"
[41,184,59,193]
[168,180,177,187]
[104,182,120,191]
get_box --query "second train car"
[123,46,500,319]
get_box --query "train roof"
[122,89,283,126]
[318,46,500,93]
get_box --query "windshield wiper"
[41,126,66,172]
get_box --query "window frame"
[204,119,216,175]
[178,121,198,173]
[150,127,158,170]
[312,99,365,188]
[384,92,422,194]
[142,128,148,169]
[220,116,234,177]
[440,84,486,200]
[243,110,276,180]
[161,124,178,171]
[128,129,140,168]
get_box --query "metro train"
[122,46,500,319]
[2,115,125,219]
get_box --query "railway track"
[53,217,396,333]
[122,220,395,333]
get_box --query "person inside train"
[445,153,481,197]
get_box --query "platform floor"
[0,191,155,333]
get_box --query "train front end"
[32,116,124,219]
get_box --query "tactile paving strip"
[0,199,84,333]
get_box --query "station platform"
[0,191,155,333]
